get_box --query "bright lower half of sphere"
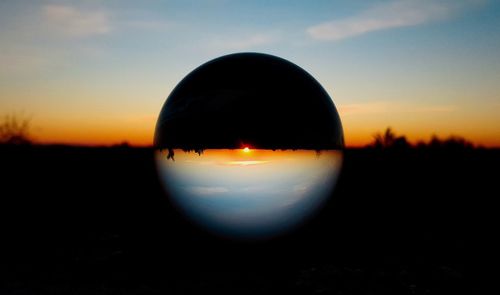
[155,148,342,239]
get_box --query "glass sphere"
[154,53,344,239]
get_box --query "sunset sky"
[1,0,500,147]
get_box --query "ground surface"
[0,145,496,294]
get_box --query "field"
[1,145,496,294]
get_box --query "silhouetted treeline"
[157,127,483,160]
[368,127,476,150]
[0,114,487,154]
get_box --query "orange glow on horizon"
[34,129,154,147]
[31,131,500,148]
[25,120,500,148]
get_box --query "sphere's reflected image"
[154,53,344,238]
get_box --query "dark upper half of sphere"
[155,53,344,150]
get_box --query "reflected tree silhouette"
[162,148,205,161]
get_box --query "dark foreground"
[1,145,496,294]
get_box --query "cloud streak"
[185,186,229,196]
[307,0,462,41]
[43,4,111,37]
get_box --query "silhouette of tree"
[0,114,32,145]
[428,134,474,150]
[371,127,409,149]
[370,128,475,150]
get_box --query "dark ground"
[0,145,496,294]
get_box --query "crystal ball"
[154,53,344,239]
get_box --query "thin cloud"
[307,0,465,41]
[185,186,229,196]
[43,4,111,37]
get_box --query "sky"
[1,0,500,147]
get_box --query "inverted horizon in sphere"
[156,149,342,238]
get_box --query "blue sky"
[1,0,499,145]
